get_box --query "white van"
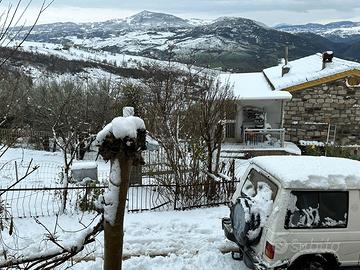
[222,156,360,270]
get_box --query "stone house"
[263,52,360,146]
[221,52,360,152]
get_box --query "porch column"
[280,100,285,129]
[235,103,243,142]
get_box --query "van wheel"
[289,255,333,270]
[303,260,326,270]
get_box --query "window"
[285,191,348,229]
[241,169,278,200]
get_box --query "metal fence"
[0,180,239,219]
[173,180,238,210]
[0,129,239,219]
[0,128,55,151]
[0,185,107,219]
[244,128,285,148]
[223,120,236,139]
[0,160,64,187]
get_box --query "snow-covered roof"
[251,156,360,190]
[71,161,97,170]
[263,53,360,90]
[220,72,292,100]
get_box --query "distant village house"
[221,51,360,155]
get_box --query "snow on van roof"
[219,72,292,100]
[251,156,360,190]
[263,53,360,90]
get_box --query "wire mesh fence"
[0,185,107,219]
[0,133,239,220]
[0,129,56,151]
[0,180,239,220]
[0,160,63,187]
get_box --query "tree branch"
[0,216,104,269]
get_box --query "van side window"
[241,169,278,200]
[285,191,348,229]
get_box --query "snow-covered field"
[7,40,203,81]
[6,39,217,84]
[0,147,249,269]
[3,206,248,269]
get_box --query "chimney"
[282,65,290,77]
[322,51,334,69]
[282,46,290,77]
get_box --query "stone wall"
[283,78,360,145]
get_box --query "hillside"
[8,11,357,73]
[1,40,200,84]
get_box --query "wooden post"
[104,156,132,270]
[97,105,146,270]
[174,183,178,211]
[99,126,146,270]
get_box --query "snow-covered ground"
[11,40,154,68]
[7,40,206,81]
[67,30,176,53]
[6,39,217,84]
[3,207,248,270]
[0,147,250,269]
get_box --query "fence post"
[231,159,236,195]
[174,183,179,210]
[84,184,90,210]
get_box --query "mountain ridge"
[8,10,360,74]
[276,20,360,43]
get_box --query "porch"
[222,123,300,157]
[220,141,301,158]
[224,122,285,148]
[219,72,300,156]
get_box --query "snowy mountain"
[26,10,196,41]
[276,21,360,43]
[9,11,360,74]
[125,10,193,28]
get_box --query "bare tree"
[0,113,103,270]
[26,78,125,211]
[0,3,117,268]
[0,0,54,129]
[139,59,233,184]
[139,60,201,185]
[185,75,233,175]
[0,214,104,269]
[29,78,122,136]
[0,0,54,67]
[0,72,32,129]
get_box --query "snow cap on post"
[123,106,135,117]
[95,110,146,161]
[96,116,145,145]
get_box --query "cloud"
[14,0,360,25]
[46,0,360,13]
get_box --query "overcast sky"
[11,0,360,26]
